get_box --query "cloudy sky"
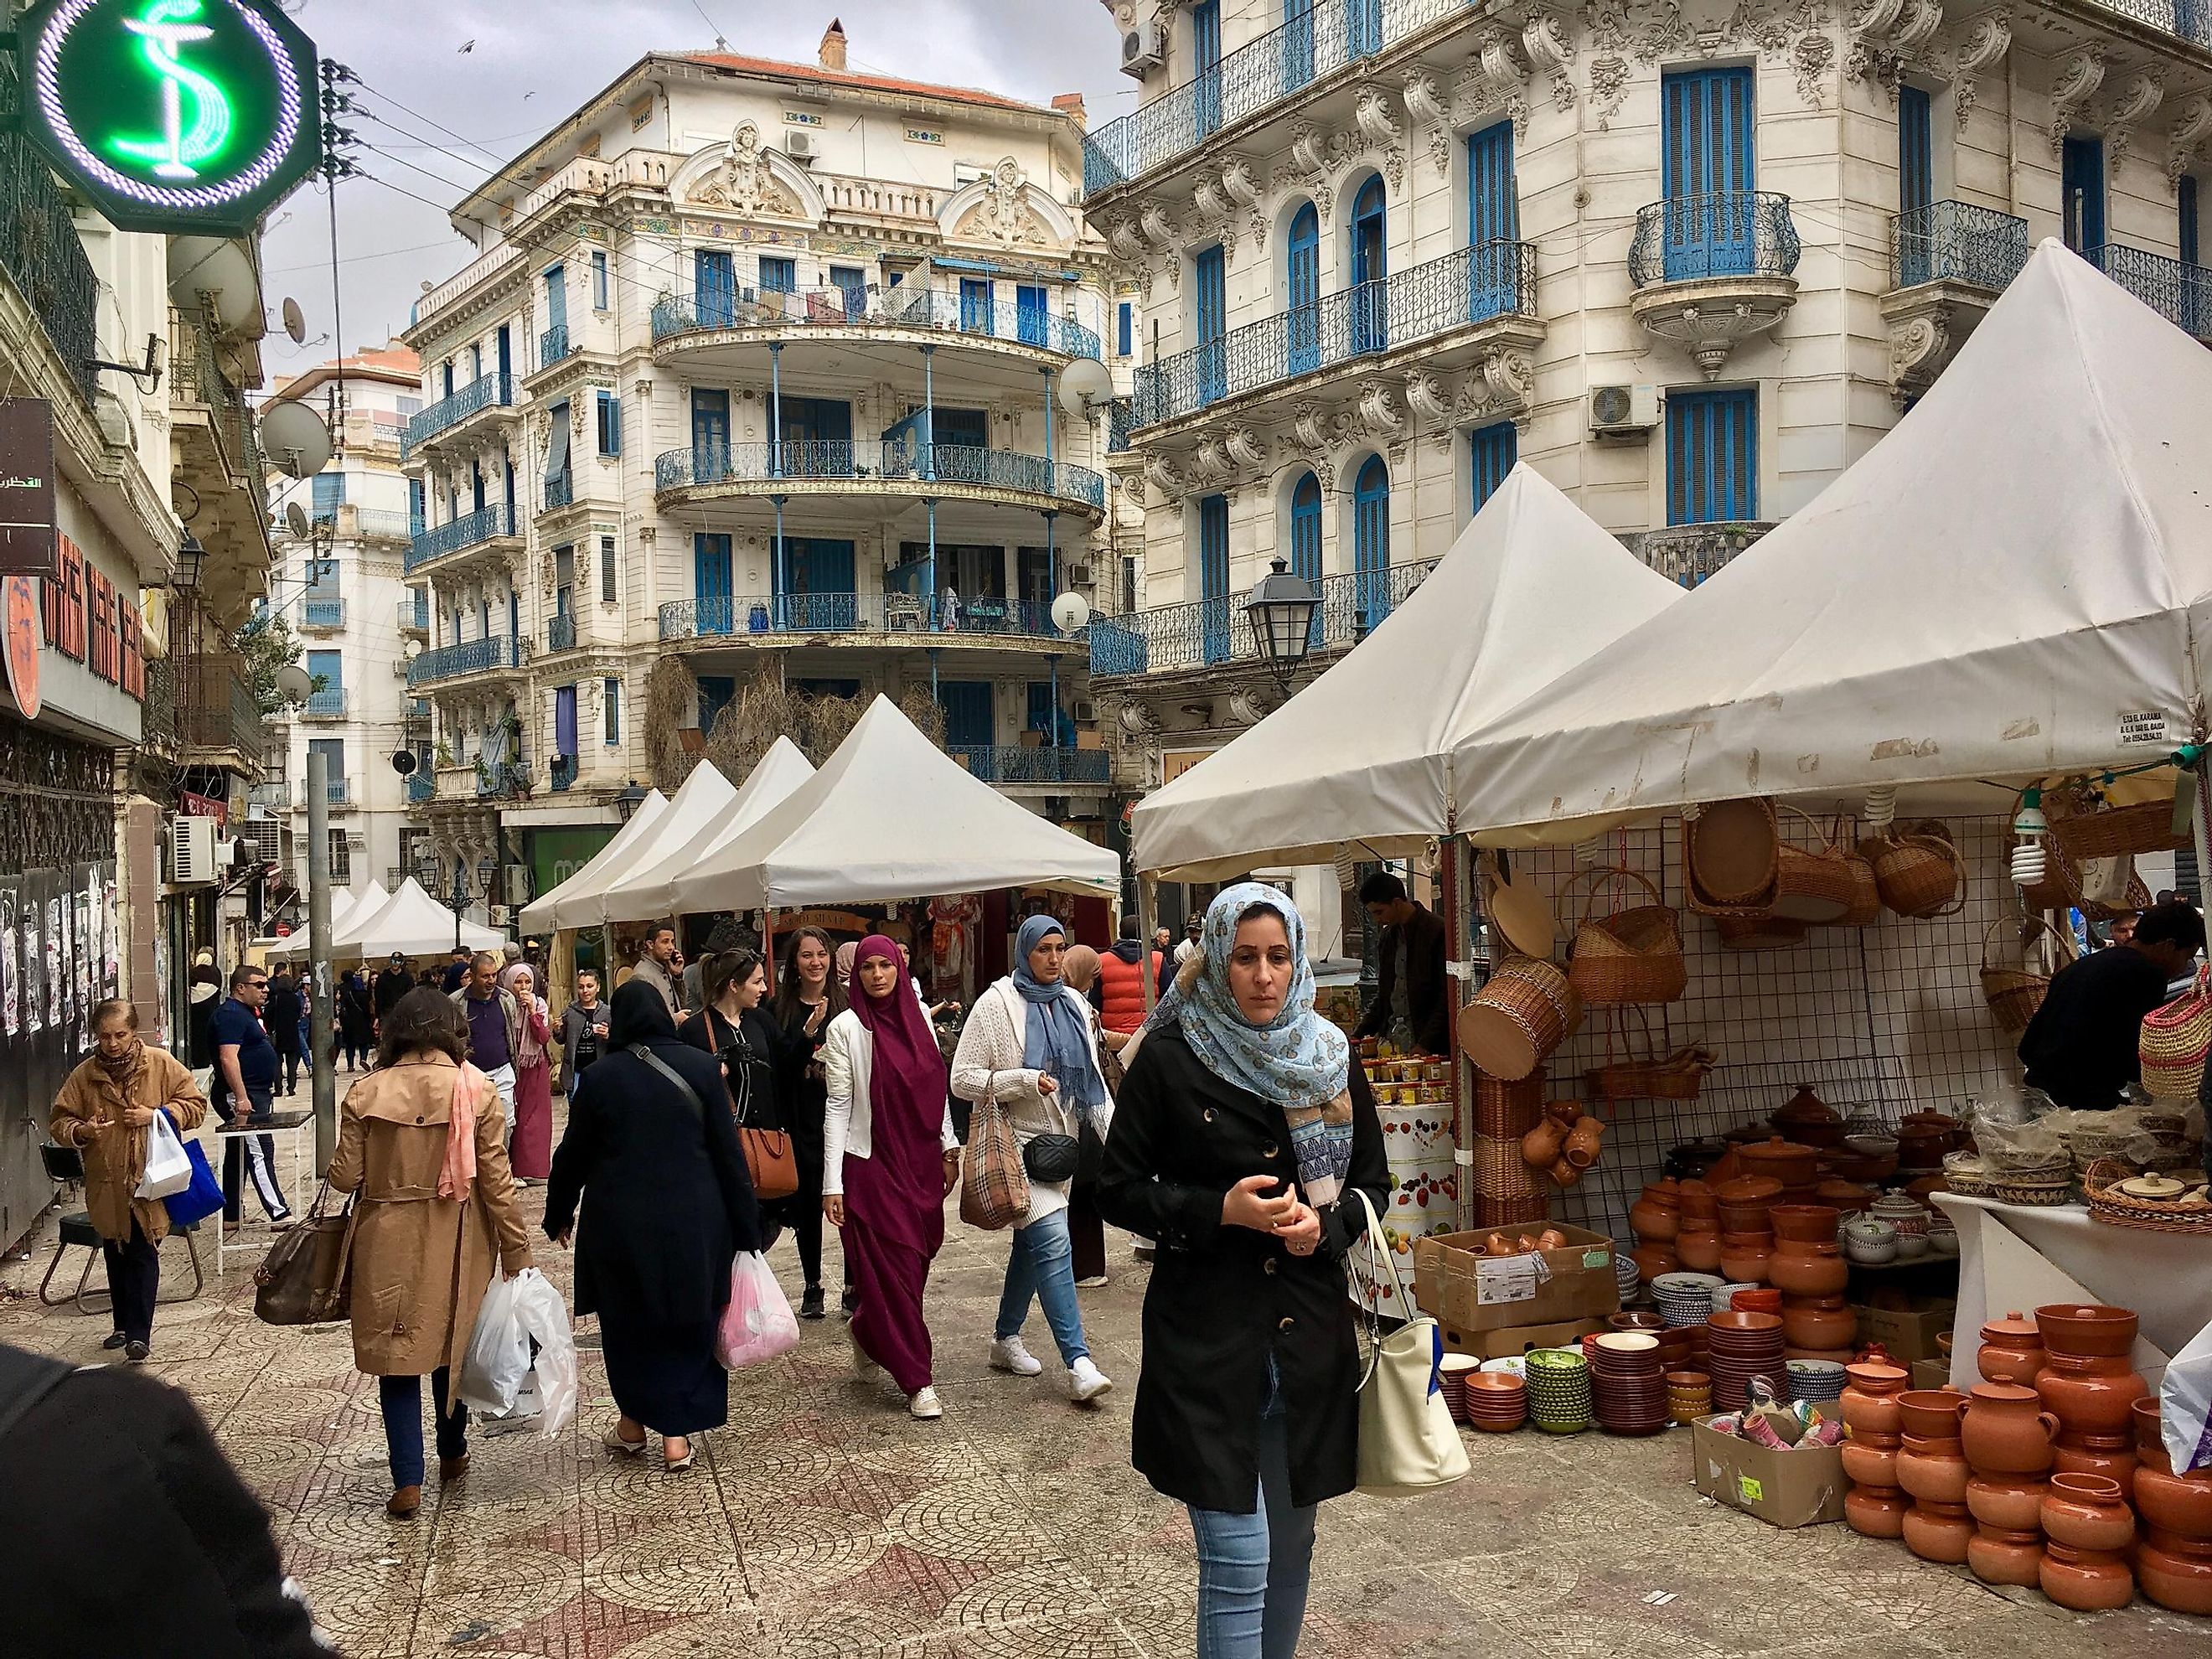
[259,0,1129,375]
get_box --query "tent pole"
[2194,762,2212,912]
[1138,875,1158,1010]
[1442,827,1474,1232]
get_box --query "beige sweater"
[948,980,1111,1227]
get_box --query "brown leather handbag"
[705,1010,798,1201]
[252,1179,358,1326]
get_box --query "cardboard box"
[1912,1358,1950,1391]
[1439,1315,1605,1361]
[1412,1225,1620,1335]
[1691,1417,1847,1528]
[1852,1299,1956,1365]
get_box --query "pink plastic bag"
[715,1251,799,1369]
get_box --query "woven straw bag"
[1870,821,1966,918]
[1979,916,2074,1035]
[2140,965,2212,1100]
[1563,867,1687,1006]
[1770,807,1864,923]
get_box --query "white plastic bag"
[135,1109,192,1200]
[458,1269,531,1416]
[715,1251,799,1369]
[510,1267,576,1439]
[2161,1313,2212,1475]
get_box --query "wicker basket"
[1837,853,1881,928]
[1563,866,1687,1006]
[1768,807,1862,924]
[1984,1172,2076,1207]
[1870,822,1966,919]
[2051,796,2189,861]
[1472,1068,1546,1140]
[1713,913,1810,950]
[1980,915,2074,1035]
[1587,1045,1716,1103]
[1459,956,1582,1083]
[1470,1130,1548,1213]
[2082,1158,2212,1234]
[2141,964,2212,1100]
[1685,798,1780,910]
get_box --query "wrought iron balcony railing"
[401,372,514,457]
[1107,397,1133,455]
[2087,244,2212,342]
[406,633,529,689]
[543,470,574,512]
[1891,200,2031,292]
[398,596,428,633]
[659,592,1067,641]
[406,502,517,573]
[1629,193,1802,287]
[550,755,577,793]
[652,282,1103,360]
[308,778,353,807]
[301,688,348,718]
[1089,557,1439,676]
[546,613,576,653]
[1132,240,1536,429]
[0,58,98,406]
[349,508,418,542]
[539,323,574,370]
[1082,0,1474,198]
[654,440,1106,512]
[2085,0,2212,49]
[302,597,345,629]
[406,772,436,804]
[248,781,290,809]
[949,746,1111,786]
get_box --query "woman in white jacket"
[951,914,1114,1404]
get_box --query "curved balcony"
[1090,557,1439,678]
[1131,240,1538,432]
[407,633,529,690]
[659,592,1071,648]
[653,439,1106,522]
[400,372,516,460]
[1628,194,1801,378]
[2087,244,2212,344]
[1883,201,2030,399]
[405,502,519,576]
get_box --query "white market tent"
[329,877,505,960]
[546,758,739,928]
[266,880,384,961]
[664,697,1122,912]
[515,787,669,933]
[1129,464,1687,880]
[605,736,817,921]
[1447,240,2212,848]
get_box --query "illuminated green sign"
[15,0,320,236]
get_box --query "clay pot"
[2042,1472,2137,1553]
[1845,1484,1910,1538]
[1521,1116,1569,1169]
[1977,1310,2046,1388]
[1739,1137,1821,1186]
[1842,1435,1900,1488]
[1961,1383,2061,1476]
[2137,1532,2212,1615]
[2135,1444,2212,1539]
[1677,1180,1718,1223]
[1898,1434,1971,1504]
[2039,1542,2134,1611]
[1839,1363,1910,1437]
[1897,1388,1969,1439]
[2034,1302,2139,1359]
[1713,1174,1784,1205]
[1563,1116,1605,1170]
[1767,1242,1849,1297]
[1717,1235,1772,1284]
[1780,1295,1856,1351]
[1771,1084,1843,1147]
[1904,1498,1973,1563]
[2037,1351,2150,1437]
[2132,1397,2163,1459]
[1629,1242,1679,1282]
[1629,1183,1682,1243]
[1673,1225,1722,1274]
[1610,1310,1667,1333]
[1967,1523,2045,1587]
[1731,1287,1783,1315]
[1769,1203,1841,1243]
[1549,1155,1583,1187]
[1817,1179,1878,1212]
[1965,1473,2048,1532]
[2052,1430,2137,1504]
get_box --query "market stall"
[597,737,817,923]
[544,759,738,932]
[514,787,669,934]
[266,879,387,964]
[321,877,505,960]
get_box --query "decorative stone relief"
[2048,49,2106,156]
[1950,13,2010,130]
[1354,380,1406,441]
[1454,25,1530,137]
[1351,87,1408,194]
[1105,215,1146,262]
[692,122,800,216]
[1222,425,1268,473]
[1524,15,1579,113]
[1221,156,1267,250]
[1141,452,1184,500]
[955,157,1051,247]
[1454,350,1538,423]
[2106,72,2164,166]
[2168,96,2212,190]
[1139,199,1179,251]
[1403,72,1450,179]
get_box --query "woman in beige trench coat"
[329,987,533,1518]
[49,1000,209,1360]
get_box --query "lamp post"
[1244,558,1322,691]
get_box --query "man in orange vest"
[1093,916,1165,1041]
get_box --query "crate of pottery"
[1412,1225,1620,1335]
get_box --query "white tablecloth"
[1934,1192,2209,1390]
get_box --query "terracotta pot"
[2038,1351,2150,1437]
[2039,1542,2134,1611]
[1713,1174,1784,1206]
[1610,1310,1667,1333]
[1840,1363,1910,1437]
[1629,1184,1682,1243]
[1767,1243,1849,1297]
[1521,1116,1569,1169]
[2137,1532,2212,1615]
[1967,1523,2045,1587]
[1677,1179,1717,1223]
[1842,1436,1901,1488]
[2135,1453,2212,1539]
[1898,1388,1970,1439]
[1772,1084,1844,1146]
[1817,1179,1878,1212]
[1629,1242,1679,1282]
[1780,1295,1856,1351]
[2042,1472,2137,1553]
[2034,1302,2139,1359]
[1739,1137,1821,1186]
[1965,1473,2048,1532]
[1718,1236,1772,1284]
[2052,1431,2137,1505]
[1961,1383,2062,1476]
[1977,1310,2047,1388]
[1904,1498,1973,1563]
[1563,1116,1606,1170]
[2132,1397,2163,1459]
[1731,1287,1783,1315]
[1769,1203,1841,1243]
[1898,1434,1971,1504]
[1845,1484,1910,1538]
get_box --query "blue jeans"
[379,1367,467,1490]
[1186,1368,1316,1659]
[995,1207,1089,1366]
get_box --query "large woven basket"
[1768,808,1861,924]
[1684,799,1780,914]
[2082,1159,2212,1234]
[1979,915,2073,1035]
[1563,866,1687,1006]
[1472,1067,1546,1140]
[1837,852,1881,928]
[2140,964,2212,1100]
[2051,796,2189,862]
[1459,956,1582,1083]
[1713,913,1810,950]
[1470,1130,1549,1214]
[1870,822,1966,919]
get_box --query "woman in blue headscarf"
[950,912,1114,1405]
[1097,883,1388,1659]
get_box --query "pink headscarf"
[501,963,548,1067]
[834,939,858,996]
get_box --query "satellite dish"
[168,237,261,334]
[1051,592,1092,635]
[284,502,310,540]
[282,297,307,344]
[275,663,313,703]
[261,401,333,478]
[391,750,418,776]
[1057,357,1114,417]
[402,638,423,661]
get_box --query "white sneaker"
[1068,1357,1114,1403]
[850,1333,882,1382]
[1076,1275,1109,1289]
[907,1386,943,1419]
[990,1336,1044,1377]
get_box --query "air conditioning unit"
[392,657,410,676]
[1072,699,1098,723]
[169,815,218,886]
[488,904,510,927]
[1589,383,1661,437]
[1068,561,1094,586]
[1121,18,1165,77]
[783,130,818,163]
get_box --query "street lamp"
[615,781,649,822]
[173,531,207,592]
[1245,557,1321,690]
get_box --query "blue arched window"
[1289,471,1324,650]
[1353,454,1391,630]
[1286,202,1320,375]
[1350,175,1388,353]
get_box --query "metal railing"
[178,667,263,757]
[178,317,253,478]
[543,470,574,512]
[478,761,530,799]
[654,440,1107,511]
[308,778,353,808]
[658,592,1069,641]
[398,596,428,633]
[539,323,574,370]
[349,508,418,541]
[2086,0,2212,49]
[949,746,1111,786]
[653,282,1103,360]
[1089,557,1438,676]
[407,634,529,689]
[1083,0,1474,198]
[302,597,345,628]
[301,688,348,718]
[1107,397,1133,454]
[406,772,435,804]
[1629,193,1802,287]
[1132,240,1537,429]
[406,501,517,572]
[2087,244,2212,342]
[401,371,515,457]
[1625,522,1773,589]
[546,613,576,653]
[1891,200,2031,292]
[0,58,98,406]
[248,781,290,809]
[550,755,577,793]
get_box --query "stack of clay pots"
[1897,1388,1973,1563]
[1769,1203,1857,1363]
[1957,1310,2057,1587]
[1673,1179,1721,1273]
[1840,1361,1912,1538]
[2041,1474,2137,1610]
[1713,1174,1781,1284]
[1518,1100,1606,1191]
[2036,1304,2149,1507]
[2134,1397,2212,1614]
[1627,1177,1682,1284]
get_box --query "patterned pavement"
[4,1105,2208,1657]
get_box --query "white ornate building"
[398,23,1136,921]
[1083,0,2209,941]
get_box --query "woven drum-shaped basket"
[1685,799,1780,913]
[1459,956,1583,1082]
[1837,854,1881,928]
[1472,1068,1546,1140]
[1713,913,1809,950]
[1471,1131,1548,1215]
[1772,845,1860,923]
[2140,965,2212,1100]
[2051,797,2189,861]
[1979,915,2070,1035]
[1563,867,1687,1006]
[1871,824,1965,918]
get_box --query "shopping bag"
[252,1181,356,1326]
[2160,1314,2212,1475]
[959,1082,1031,1232]
[135,1109,193,1200]
[458,1269,531,1416]
[715,1251,799,1370]
[506,1268,577,1438]
[1351,1189,1470,1495]
[163,1136,224,1227]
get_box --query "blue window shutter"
[1287,203,1320,373]
[2061,137,2105,254]
[1898,87,1932,220]
[603,677,622,744]
[959,277,993,333]
[695,250,736,324]
[310,473,345,515]
[1662,69,1755,279]
[1117,301,1133,357]
[1288,473,1322,586]
[1667,387,1759,526]
[555,685,577,757]
[1199,494,1231,664]
[1353,454,1393,628]
[1192,1,1222,137]
[1467,123,1520,245]
[597,390,621,456]
[1470,424,1516,515]
[2179,174,2199,265]
[760,256,797,295]
[1195,245,1227,402]
[544,265,566,331]
[307,649,343,692]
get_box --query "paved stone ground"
[4,1109,2208,1658]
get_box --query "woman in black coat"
[545,979,762,1470]
[773,926,844,1319]
[1097,884,1387,1659]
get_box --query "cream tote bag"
[1353,1188,1470,1495]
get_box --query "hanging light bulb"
[1864,783,1897,835]
[2011,787,2048,888]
